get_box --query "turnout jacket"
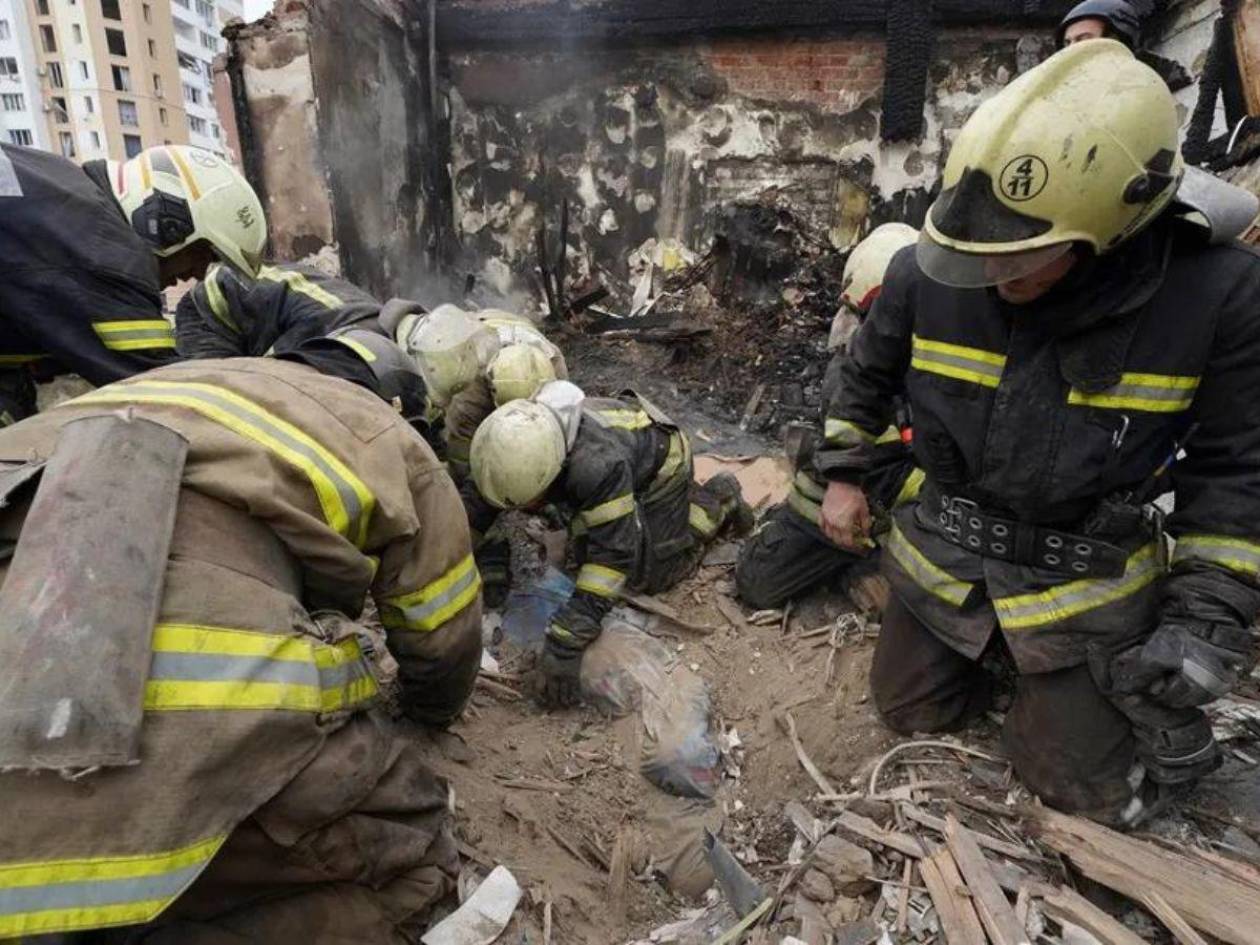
[0,144,177,386]
[465,395,693,650]
[830,218,1260,672]
[175,262,383,359]
[0,358,481,936]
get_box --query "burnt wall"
[448,30,1052,297]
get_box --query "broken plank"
[1140,892,1210,945]
[900,803,1043,863]
[834,810,927,860]
[1027,805,1260,945]
[777,711,838,797]
[493,776,574,793]
[945,814,1030,945]
[622,591,717,633]
[1035,885,1146,945]
[919,847,987,945]
[739,383,766,431]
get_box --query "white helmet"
[487,344,557,406]
[841,223,918,314]
[470,400,568,509]
[398,304,499,407]
[111,145,266,277]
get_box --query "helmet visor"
[916,232,1074,289]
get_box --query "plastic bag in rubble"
[499,566,573,653]
[582,613,721,799]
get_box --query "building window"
[143,3,152,24]
[48,61,64,88]
[100,0,121,21]
[35,0,49,16]
[182,83,201,105]
[123,133,142,158]
[159,106,167,125]
[51,95,68,122]
[72,23,82,43]
[199,32,217,52]
[59,131,75,157]
[173,0,190,8]
[117,99,138,126]
[211,122,220,139]
[196,0,213,20]
[111,65,130,91]
[39,24,56,53]
[188,115,207,134]
[173,21,194,43]
[0,58,19,80]
[78,60,89,79]
[90,130,100,148]
[0,20,10,41]
[207,89,215,107]
[84,94,93,113]
[153,73,162,95]
[105,28,126,57]
[177,51,199,71]
[7,129,32,146]
[148,39,157,57]
[0,93,24,111]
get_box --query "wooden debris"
[920,847,987,945]
[544,822,602,871]
[1140,891,1210,945]
[945,814,1030,945]
[834,810,927,860]
[831,917,883,945]
[712,897,774,945]
[868,739,1005,798]
[475,676,522,701]
[608,826,633,923]
[622,591,717,634]
[740,383,767,431]
[895,858,913,934]
[1027,805,1260,945]
[748,608,784,626]
[900,803,1042,863]
[542,899,553,945]
[715,595,747,630]
[777,711,838,797]
[493,776,574,794]
[1035,884,1146,945]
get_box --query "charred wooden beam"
[436,0,1077,49]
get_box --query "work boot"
[703,472,755,536]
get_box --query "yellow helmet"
[111,145,266,277]
[487,344,557,406]
[842,223,919,313]
[470,400,567,509]
[919,40,1182,288]
[398,304,499,407]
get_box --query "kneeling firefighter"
[736,223,922,610]
[466,381,751,707]
[825,40,1260,826]
[0,357,481,941]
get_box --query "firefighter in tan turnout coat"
[0,357,481,942]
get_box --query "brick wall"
[702,36,887,112]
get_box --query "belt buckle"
[938,494,977,540]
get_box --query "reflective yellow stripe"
[0,354,44,365]
[167,146,202,200]
[201,266,236,331]
[893,468,926,508]
[1174,534,1260,577]
[92,319,177,352]
[71,381,375,548]
[576,562,627,598]
[994,545,1161,630]
[824,418,878,447]
[689,502,721,538]
[0,833,227,938]
[875,426,902,445]
[380,553,482,632]
[595,408,652,430]
[1067,372,1200,413]
[580,493,636,528]
[144,623,378,712]
[259,267,344,309]
[654,431,690,486]
[911,335,1006,388]
[885,523,974,606]
[787,487,821,527]
[334,335,377,363]
[793,471,826,502]
[547,623,579,646]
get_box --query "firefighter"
[0,143,265,424]
[174,261,383,359]
[466,381,750,707]
[1057,0,1140,49]
[825,40,1260,826]
[396,304,569,479]
[0,356,481,941]
[735,224,920,610]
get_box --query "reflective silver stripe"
[885,523,973,606]
[1067,373,1199,413]
[381,554,482,632]
[576,563,626,598]
[1173,534,1260,577]
[910,335,1006,388]
[73,381,373,547]
[994,546,1161,630]
[580,493,636,528]
[150,652,316,687]
[0,863,205,916]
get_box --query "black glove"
[538,637,583,709]
[1111,619,1256,708]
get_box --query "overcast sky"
[242,0,270,21]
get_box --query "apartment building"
[170,0,238,154]
[0,0,48,149]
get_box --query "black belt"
[928,491,1129,579]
